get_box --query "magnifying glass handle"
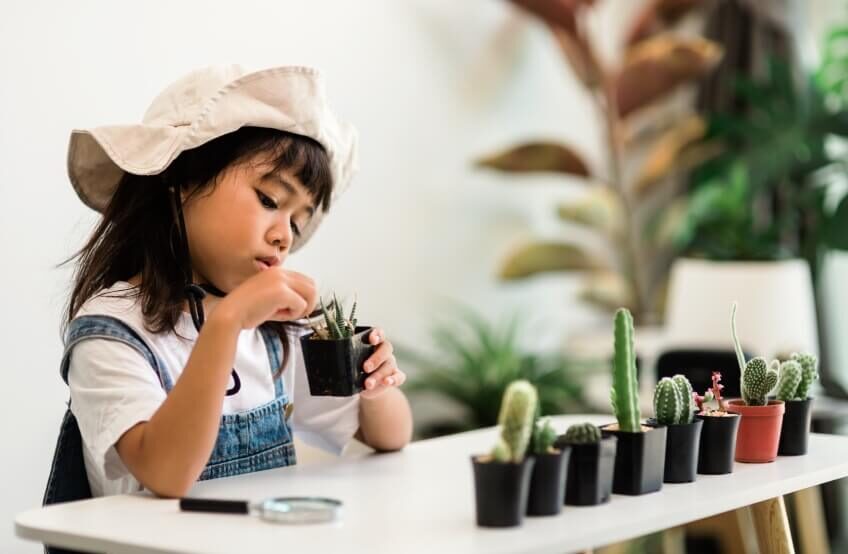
[179,497,250,514]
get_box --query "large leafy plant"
[477,0,722,323]
[398,308,598,438]
[672,26,848,275]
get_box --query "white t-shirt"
[67,282,360,497]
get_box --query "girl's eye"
[290,220,301,237]
[256,190,278,210]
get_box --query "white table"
[15,415,848,554]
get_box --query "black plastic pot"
[647,418,703,483]
[471,456,535,527]
[601,425,666,495]
[300,326,376,397]
[778,397,814,456]
[555,434,617,506]
[696,413,740,474]
[526,448,570,516]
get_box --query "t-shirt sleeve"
[289,336,360,455]
[67,338,167,480]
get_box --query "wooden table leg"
[790,486,829,554]
[748,496,795,554]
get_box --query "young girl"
[43,65,412,503]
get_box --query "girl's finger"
[368,328,385,345]
[383,369,406,387]
[364,359,398,389]
[363,341,394,373]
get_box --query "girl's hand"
[360,328,406,400]
[216,267,317,329]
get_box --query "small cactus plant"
[610,308,641,432]
[776,353,819,401]
[563,422,601,444]
[695,372,727,415]
[309,294,359,340]
[653,374,695,425]
[531,418,558,454]
[489,380,538,463]
[731,302,778,406]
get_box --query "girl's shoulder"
[72,281,151,337]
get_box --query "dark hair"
[63,126,334,376]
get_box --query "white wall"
[0,1,638,551]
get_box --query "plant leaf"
[578,271,636,313]
[476,142,591,177]
[615,35,723,117]
[625,0,706,46]
[557,187,623,236]
[633,115,707,195]
[499,242,605,280]
[551,25,602,89]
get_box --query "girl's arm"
[357,388,413,452]
[114,311,241,498]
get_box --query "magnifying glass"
[179,496,342,524]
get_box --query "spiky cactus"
[776,360,803,401]
[610,308,641,432]
[563,422,601,444]
[792,352,819,399]
[731,302,778,406]
[489,380,538,462]
[531,418,558,454]
[311,295,358,340]
[491,437,511,462]
[653,375,695,425]
[672,374,695,424]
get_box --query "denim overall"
[42,315,297,554]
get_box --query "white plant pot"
[664,258,819,360]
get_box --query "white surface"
[16,414,848,554]
[664,259,820,359]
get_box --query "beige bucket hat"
[67,64,358,252]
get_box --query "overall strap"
[61,315,172,391]
[258,324,285,399]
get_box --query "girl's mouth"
[255,257,280,270]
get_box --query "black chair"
[655,349,749,399]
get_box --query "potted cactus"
[648,375,703,483]
[725,303,786,463]
[775,353,819,455]
[471,380,537,527]
[601,308,667,495]
[555,423,617,506]
[300,295,375,397]
[526,418,570,517]
[694,372,741,475]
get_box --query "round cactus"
[563,422,601,444]
[776,360,802,401]
[672,374,695,423]
[653,377,684,425]
[495,380,538,462]
[792,352,819,399]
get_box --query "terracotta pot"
[726,399,785,463]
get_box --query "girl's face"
[182,154,316,292]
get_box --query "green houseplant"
[776,352,819,455]
[693,372,741,475]
[400,308,594,438]
[600,308,666,494]
[526,418,570,517]
[476,0,723,324]
[650,374,702,483]
[300,295,375,397]
[725,302,786,463]
[555,422,617,506]
[471,380,538,527]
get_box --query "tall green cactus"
[792,352,818,399]
[776,360,802,401]
[563,422,601,444]
[731,302,777,406]
[610,308,641,432]
[653,375,695,425]
[490,380,538,462]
